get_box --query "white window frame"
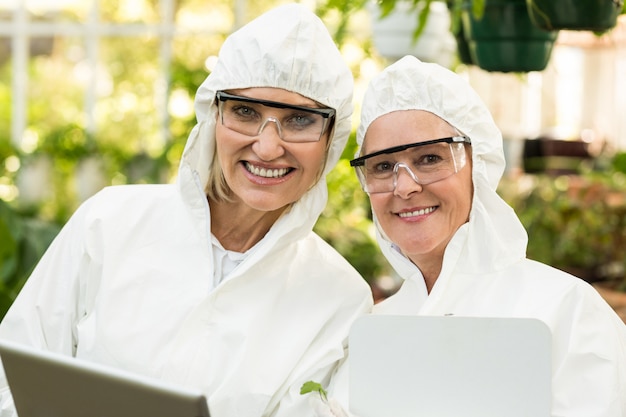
[0,0,249,146]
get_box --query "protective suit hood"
[357,56,528,283]
[177,4,354,245]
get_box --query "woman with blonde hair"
[0,5,372,417]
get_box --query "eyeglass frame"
[215,91,336,142]
[349,136,472,193]
[350,136,471,167]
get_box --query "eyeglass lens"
[218,97,330,143]
[357,142,467,193]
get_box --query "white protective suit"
[0,5,373,417]
[329,56,626,417]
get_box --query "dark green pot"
[526,0,622,31]
[462,0,558,72]
[446,0,475,64]
[454,23,474,65]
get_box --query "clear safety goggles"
[215,91,335,143]
[350,136,471,194]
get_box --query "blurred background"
[1,0,626,318]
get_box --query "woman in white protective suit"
[0,4,373,417]
[312,56,626,417]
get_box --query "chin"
[241,195,293,213]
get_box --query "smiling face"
[363,110,473,269]
[214,87,330,214]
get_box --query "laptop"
[0,340,210,417]
[349,315,552,417]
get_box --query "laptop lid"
[349,315,552,417]
[0,340,210,417]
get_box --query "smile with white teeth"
[398,206,436,218]
[245,162,290,178]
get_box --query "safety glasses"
[216,91,335,143]
[350,136,471,193]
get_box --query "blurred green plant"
[12,124,179,224]
[315,154,391,284]
[0,199,61,319]
[499,157,626,291]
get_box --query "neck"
[422,268,440,294]
[209,198,286,252]
[408,254,443,294]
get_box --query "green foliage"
[0,64,10,142]
[611,151,626,174]
[315,158,391,284]
[169,59,212,141]
[499,167,626,291]
[381,0,435,42]
[10,123,179,224]
[447,0,485,33]
[316,0,369,45]
[318,0,433,44]
[0,200,61,319]
[38,124,98,160]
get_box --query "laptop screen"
[349,315,551,417]
[0,340,210,417]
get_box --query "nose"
[253,118,285,161]
[393,163,423,198]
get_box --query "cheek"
[368,194,388,219]
[214,124,244,161]
[301,143,328,173]
[460,190,472,222]
[457,173,474,221]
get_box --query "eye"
[416,154,444,165]
[411,145,450,169]
[284,113,319,131]
[230,104,260,121]
[370,160,394,174]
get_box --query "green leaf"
[471,0,486,19]
[300,380,328,402]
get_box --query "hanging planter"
[462,0,558,72]
[446,0,479,65]
[453,19,474,64]
[526,0,623,32]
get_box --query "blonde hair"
[205,152,233,203]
